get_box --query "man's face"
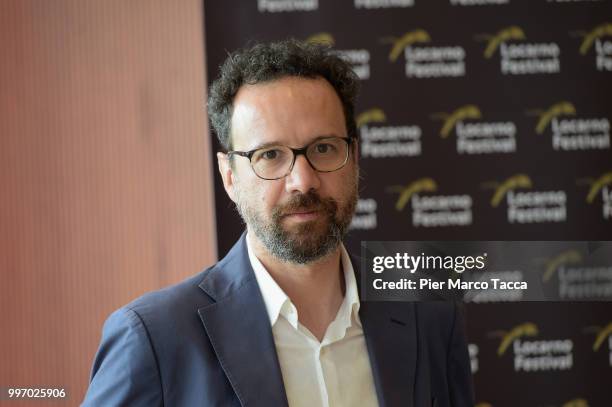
[218,76,359,264]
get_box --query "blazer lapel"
[353,254,417,407]
[196,238,416,407]
[197,234,289,407]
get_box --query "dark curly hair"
[207,39,360,151]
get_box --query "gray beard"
[236,190,356,264]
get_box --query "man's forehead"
[229,76,345,151]
[232,76,334,115]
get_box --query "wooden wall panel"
[0,0,216,403]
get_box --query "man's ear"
[217,152,237,203]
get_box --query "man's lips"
[282,208,321,220]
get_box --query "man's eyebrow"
[248,134,343,151]
[247,141,284,151]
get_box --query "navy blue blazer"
[83,234,474,406]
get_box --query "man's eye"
[314,143,334,153]
[261,149,280,160]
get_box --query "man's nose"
[284,154,321,194]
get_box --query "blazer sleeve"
[82,307,163,407]
[447,304,475,407]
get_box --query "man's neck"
[247,232,345,342]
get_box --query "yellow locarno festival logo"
[572,22,612,71]
[489,323,573,372]
[357,108,422,158]
[577,171,612,221]
[542,246,612,300]
[582,171,612,204]
[356,108,386,128]
[530,101,576,135]
[431,105,516,154]
[476,26,560,75]
[577,23,612,55]
[383,30,431,62]
[490,322,538,356]
[482,174,532,208]
[482,174,566,224]
[541,249,582,282]
[562,399,589,407]
[527,101,610,151]
[306,32,335,46]
[584,322,612,367]
[382,30,465,78]
[387,178,472,228]
[388,178,437,211]
[586,322,612,352]
[432,105,482,139]
[478,26,526,59]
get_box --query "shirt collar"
[337,242,362,330]
[247,233,293,327]
[246,233,362,331]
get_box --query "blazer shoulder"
[125,267,216,319]
[84,264,232,406]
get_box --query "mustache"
[274,191,338,218]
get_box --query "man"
[83,39,474,407]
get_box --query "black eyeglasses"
[227,136,354,180]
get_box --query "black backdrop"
[204,1,612,405]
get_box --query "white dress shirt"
[247,235,379,407]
